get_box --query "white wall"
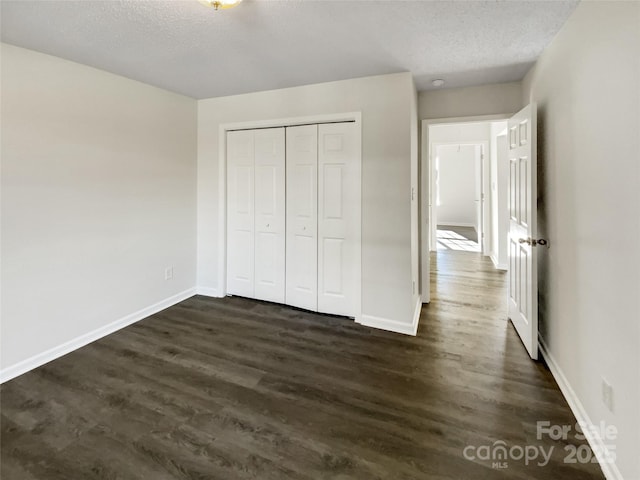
[418,81,522,120]
[436,144,477,226]
[1,44,198,376]
[197,72,418,330]
[523,2,640,479]
[429,122,492,145]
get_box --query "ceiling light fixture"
[198,0,242,10]
[432,79,445,88]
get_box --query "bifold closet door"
[253,128,286,303]
[285,125,318,311]
[318,122,358,317]
[227,128,285,302]
[226,130,255,298]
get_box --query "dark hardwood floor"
[1,251,604,479]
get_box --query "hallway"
[424,249,604,478]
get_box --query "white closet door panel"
[286,125,318,311]
[227,130,255,297]
[254,128,286,303]
[318,123,358,317]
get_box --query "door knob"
[266,224,270,228]
[518,237,549,247]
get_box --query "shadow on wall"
[537,103,548,340]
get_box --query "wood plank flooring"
[437,225,479,243]
[1,251,605,479]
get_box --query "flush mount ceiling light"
[198,0,242,10]
[432,79,445,87]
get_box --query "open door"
[507,103,540,360]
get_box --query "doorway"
[420,116,510,303]
[432,143,483,253]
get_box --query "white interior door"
[285,125,318,311]
[253,128,286,303]
[226,130,255,297]
[318,122,358,317]
[507,103,538,360]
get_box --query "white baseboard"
[490,254,508,271]
[196,286,223,297]
[437,222,476,228]
[538,335,622,480]
[0,287,197,384]
[358,298,422,336]
[412,297,422,334]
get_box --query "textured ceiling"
[1,0,578,99]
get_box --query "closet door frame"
[217,112,362,322]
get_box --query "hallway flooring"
[436,225,480,252]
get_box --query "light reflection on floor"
[436,229,481,252]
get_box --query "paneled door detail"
[226,130,255,297]
[318,123,359,317]
[227,121,359,320]
[253,128,286,303]
[507,103,538,360]
[285,125,318,311]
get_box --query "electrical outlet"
[164,267,174,281]
[601,378,614,413]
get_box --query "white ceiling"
[1,0,578,99]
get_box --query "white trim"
[412,296,422,334]
[353,121,363,323]
[437,222,477,228]
[424,114,513,126]
[220,112,362,132]
[539,335,622,480]
[218,123,227,303]
[196,286,223,297]
[218,112,363,322]
[0,288,197,384]
[358,297,421,336]
[489,254,508,271]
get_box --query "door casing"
[420,114,511,304]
